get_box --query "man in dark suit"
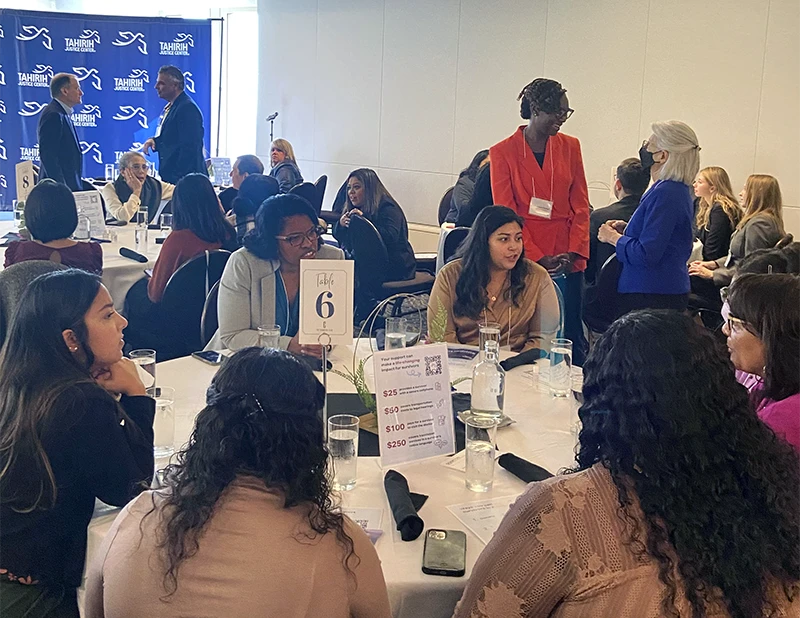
[38,73,84,191]
[143,65,206,184]
[585,158,650,285]
[219,154,265,211]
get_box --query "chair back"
[347,215,390,292]
[314,175,328,214]
[160,250,231,357]
[200,279,221,348]
[289,182,320,215]
[582,254,622,334]
[437,187,455,225]
[0,260,68,347]
[550,275,567,340]
[442,227,469,266]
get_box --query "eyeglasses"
[275,226,325,247]
[555,107,574,120]
[129,164,149,172]
[725,314,749,333]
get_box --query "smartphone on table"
[191,350,224,365]
[422,529,466,577]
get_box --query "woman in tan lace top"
[454,310,799,618]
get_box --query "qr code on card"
[425,355,443,377]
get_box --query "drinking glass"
[129,349,156,388]
[257,324,281,349]
[328,414,359,491]
[465,416,497,492]
[73,214,91,240]
[478,322,501,361]
[385,317,407,350]
[160,213,173,236]
[104,164,115,182]
[147,386,175,459]
[549,338,572,397]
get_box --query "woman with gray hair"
[597,120,699,315]
[101,151,174,223]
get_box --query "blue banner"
[0,9,212,209]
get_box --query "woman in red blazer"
[490,78,590,363]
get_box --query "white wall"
[257,0,800,238]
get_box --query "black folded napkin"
[499,348,547,372]
[384,469,428,541]
[498,453,554,483]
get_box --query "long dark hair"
[172,174,235,244]
[727,273,800,402]
[342,168,398,218]
[150,347,355,594]
[459,150,489,181]
[453,206,529,318]
[0,270,105,511]
[242,193,321,261]
[575,310,799,618]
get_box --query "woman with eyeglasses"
[84,347,391,618]
[489,78,590,364]
[101,151,174,223]
[598,121,699,317]
[210,194,343,357]
[455,310,799,617]
[723,273,799,452]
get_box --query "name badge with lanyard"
[528,143,555,219]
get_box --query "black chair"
[314,175,328,215]
[442,227,469,266]
[0,260,67,347]
[582,254,621,335]
[437,186,455,225]
[158,250,231,359]
[320,178,346,226]
[348,215,434,318]
[200,279,221,348]
[289,182,319,215]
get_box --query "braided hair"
[518,78,567,120]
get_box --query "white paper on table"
[374,343,456,467]
[73,190,106,237]
[342,507,383,532]
[298,259,354,346]
[446,496,518,545]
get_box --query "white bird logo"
[113,105,149,128]
[0,100,6,115]
[0,65,5,86]
[0,25,5,38]
[131,142,145,152]
[174,33,194,47]
[129,69,149,83]
[80,141,103,164]
[18,101,47,117]
[0,140,6,161]
[79,29,101,44]
[0,175,7,189]
[112,31,147,55]
[183,71,196,93]
[81,104,101,118]
[73,67,102,90]
[16,25,52,50]
[33,64,54,78]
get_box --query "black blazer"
[153,91,207,184]
[37,99,83,191]
[586,194,641,285]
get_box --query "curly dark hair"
[518,78,566,120]
[574,310,799,618]
[147,347,355,595]
[727,273,800,402]
[453,206,529,318]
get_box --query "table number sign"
[374,343,456,467]
[299,259,354,346]
[15,161,35,202]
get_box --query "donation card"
[374,343,455,467]
[446,496,519,545]
[299,259,354,346]
[73,190,106,237]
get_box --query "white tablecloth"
[84,343,579,618]
[0,221,162,312]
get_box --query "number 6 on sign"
[299,259,354,346]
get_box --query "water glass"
[73,214,91,240]
[160,213,173,236]
[147,386,175,459]
[328,414,359,491]
[478,322,501,361]
[257,324,281,349]
[104,164,115,182]
[549,338,572,397]
[465,416,497,492]
[129,349,156,388]
[385,317,407,350]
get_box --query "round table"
[83,342,579,618]
[0,220,162,313]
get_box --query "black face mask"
[639,144,655,171]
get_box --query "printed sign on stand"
[15,162,35,203]
[374,343,455,467]
[299,259,354,346]
[73,190,106,237]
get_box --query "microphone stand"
[266,112,278,143]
